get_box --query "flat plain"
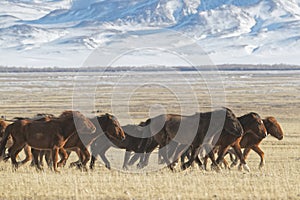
[0,68,299,199]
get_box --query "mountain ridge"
[0,0,299,67]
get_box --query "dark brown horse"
[31,113,125,170]
[89,123,157,170]
[228,116,283,169]
[199,112,267,170]
[0,111,96,172]
[119,108,246,172]
[148,108,246,171]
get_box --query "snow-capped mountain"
[0,0,299,67]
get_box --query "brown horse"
[0,111,96,172]
[0,115,56,164]
[31,113,125,170]
[199,112,267,170]
[228,116,283,169]
[0,120,13,158]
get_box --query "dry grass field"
[0,68,299,199]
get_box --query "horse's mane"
[264,116,277,124]
[59,110,77,118]
[99,113,116,120]
[139,118,151,127]
[238,112,261,125]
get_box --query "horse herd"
[0,108,284,173]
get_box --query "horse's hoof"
[57,163,64,168]
[259,162,265,169]
[36,167,44,172]
[230,162,237,168]
[122,165,128,171]
[200,165,206,170]
[243,164,250,172]
[238,164,243,171]
[137,163,146,169]
[181,163,189,170]
[169,165,176,172]
[158,159,164,165]
[211,164,221,172]
[105,164,111,170]
[3,156,10,162]
[81,166,88,172]
[76,163,83,169]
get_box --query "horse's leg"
[89,140,105,170]
[52,148,60,173]
[159,146,170,166]
[139,153,151,169]
[45,150,52,168]
[9,143,25,170]
[207,149,222,172]
[228,148,239,168]
[237,147,251,170]
[158,147,164,164]
[232,143,250,172]
[81,148,91,169]
[89,154,97,170]
[169,144,188,170]
[222,158,230,169]
[20,145,32,165]
[69,149,82,168]
[215,144,231,169]
[251,145,265,169]
[122,150,131,170]
[128,152,140,166]
[99,146,111,170]
[57,148,69,167]
[182,146,201,170]
[39,150,45,167]
[31,149,43,171]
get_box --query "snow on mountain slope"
[0,0,299,67]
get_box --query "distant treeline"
[0,64,299,73]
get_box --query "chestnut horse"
[0,111,96,172]
[1,115,55,164]
[31,113,125,170]
[228,116,283,169]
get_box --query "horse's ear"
[265,117,273,123]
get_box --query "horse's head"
[238,112,267,139]
[61,111,96,134]
[98,113,125,141]
[263,117,284,140]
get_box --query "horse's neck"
[95,117,107,133]
[107,134,127,148]
[238,116,252,132]
[58,118,76,138]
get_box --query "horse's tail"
[0,124,12,157]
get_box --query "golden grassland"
[0,70,299,199]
